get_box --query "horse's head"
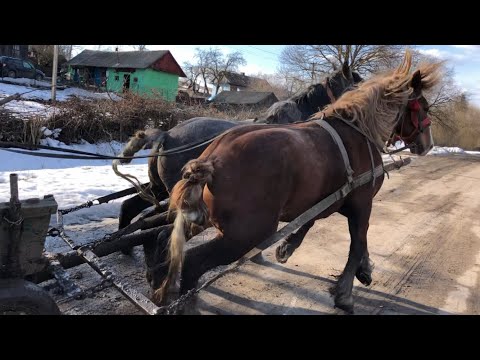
[326,61,363,101]
[390,70,435,156]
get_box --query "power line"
[224,45,279,62]
[247,45,283,57]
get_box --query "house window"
[115,75,119,81]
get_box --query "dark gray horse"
[255,61,363,124]
[114,63,362,264]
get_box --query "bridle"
[325,74,359,105]
[325,77,337,103]
[387,97,431,153]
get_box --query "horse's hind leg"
[275,220,315,263]
[119,195,154,229]
[119,186,169,255]
[334,201,372,314]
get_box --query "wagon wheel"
[0,279,61,315]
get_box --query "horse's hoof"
[145,271,152,285]
[356,271,372,286]
[275,241,292,263]
[121,247,133,256]
[334,295,354,314]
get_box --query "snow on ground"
[0,138,150,172]
[3,99,56,118]
[429,146,480,156]
[0,139,152,251]
[0,77,54,88]
[0,78,122,102]
[0,78,122,119]
[0,140,151,206]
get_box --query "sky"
[74,45,480,107]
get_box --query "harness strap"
[314,119,354,184]
[366,138,376,188]
[176,162,385,312]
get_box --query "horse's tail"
[112,128,166,208]
[153,158,214,304]
[114,128,165,165]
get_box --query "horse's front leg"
[335,202,372,314]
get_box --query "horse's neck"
[295,87,329,119]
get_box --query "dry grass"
[432,104,480,150]
[0,111,43,144]
[42,93,262,144]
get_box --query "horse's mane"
[290,82,326,105]
[313,50,442,148]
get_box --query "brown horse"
[157,51,442,313]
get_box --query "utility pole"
[51,45,58,103]
[311,62,315,84]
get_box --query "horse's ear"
[410,70,422,92]
[342,60,353,80]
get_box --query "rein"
[0,123,259,161]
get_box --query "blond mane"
[312,50,443,148]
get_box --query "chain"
[155,288,198,315]
[2,215,24,227]
[155,264,238,315]
[47,227,61,237]
[58,200,94,215]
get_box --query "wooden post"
[51,45,58,103]
[7,173,23,277]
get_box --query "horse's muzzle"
[410,130,434,156]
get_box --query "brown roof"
[223,71,271,89]
[67,50,186,77]
[211,91,278,105]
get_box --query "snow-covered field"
[0,139,151,252]
[0,78,121,119]
[0,139,150,206]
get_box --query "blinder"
[388,98,432,152]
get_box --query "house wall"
[106,68,179,101]
[137,68,179,101]
[210,83,230,97]
[106,69,136,93]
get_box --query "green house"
[66,50,186,101]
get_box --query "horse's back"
[158,117,242,191]
[166,117,240,146]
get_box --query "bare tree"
[30,45,68,71]
[207,48,246,95]
[133,45,148,51]
[58,45,82,60]
[194,48,214,95]
[182,61,201,93]
[279,45,412,86]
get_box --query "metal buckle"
[340,183,352,198]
